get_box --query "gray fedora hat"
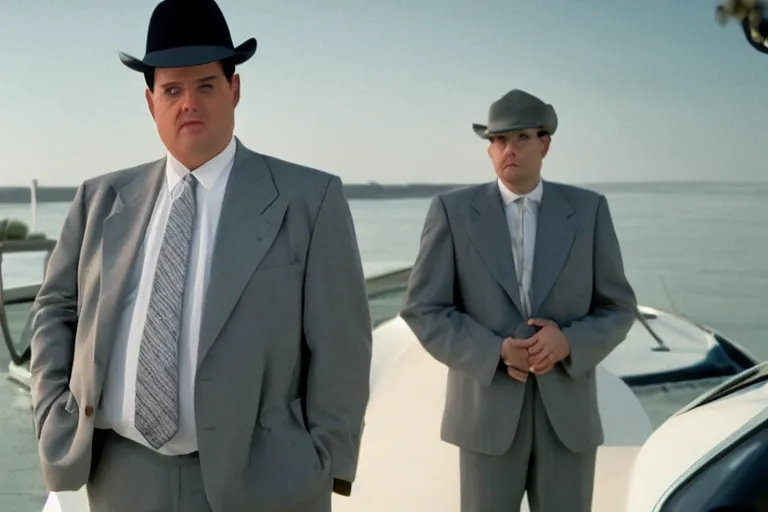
[472,89,558,139]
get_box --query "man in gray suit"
[400,89,637,512]
[28,1,372,511]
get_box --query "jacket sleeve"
[29,182,86,439]
[560,194,637,379]
[400,195,505,386]
[302,175,372,495]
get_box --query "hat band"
[486,120,543,133]
[142,45,238,69]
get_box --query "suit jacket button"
[84,405,94,417]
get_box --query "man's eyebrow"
[158,75,218,88]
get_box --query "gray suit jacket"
[400,180,636,455]
[28,139,372,510]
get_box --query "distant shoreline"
[0,180,763,204]
[0,184,471,204]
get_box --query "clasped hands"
[501,318,570,382]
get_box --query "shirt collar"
[165,136,237,194]
[497,178,544,205]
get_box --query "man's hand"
[501,335,537,382]
[526,318,570,374]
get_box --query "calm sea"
[0,180,766,510]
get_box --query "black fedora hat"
[118,0,257,73]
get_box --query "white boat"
[362,265,759,390]
[331,319,768,511]
[0,247,762,511]
[38,299,768,512]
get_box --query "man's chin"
[502,166,524,177]
[176,134,213,152]
[172,127,206,153]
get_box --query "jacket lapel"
[95,159,165,368]
[468,182,525,316]
[197,140,288,368]
[530,181,575,315]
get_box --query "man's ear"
[540,135,551,157]
[232,73,241,108]
[145,88,156,120]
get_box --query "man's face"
[145,62,240,170]
[487,128,550,187]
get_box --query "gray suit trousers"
[87,429,210,512]
[86,429,332,512]
[459,377,596,512]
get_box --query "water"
[0,180,767,510]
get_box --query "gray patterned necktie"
[515,196,532,317]
[135,173,197,449]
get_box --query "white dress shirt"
[497,178,543,317]
[96,137,236,455]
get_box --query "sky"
[0,0,766,186]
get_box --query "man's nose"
[181,89,199,112]
[502,142,516,158]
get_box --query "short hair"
[144,59,236,91]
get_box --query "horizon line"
[1,178,767,188]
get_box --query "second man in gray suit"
[401,89,637,511]
[28,1,372,511]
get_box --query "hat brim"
[472,122,550,140]
[118,38,257,73]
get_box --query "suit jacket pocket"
[246,418,326,507]
[259,235,300,270]
[260,398,306,428]
[64,391,79,415]
[260,259,300,270]
[289,397,308,430]
[36,388,75,439]
[39,391,82,463]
